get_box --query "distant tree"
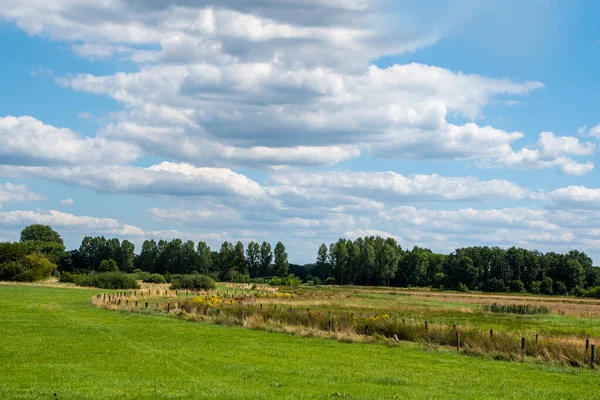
[246,241,260,278]
[273,242,289,277]
[315,243,330,279]
[137,240,158,272]
[98,259,119,273]
[117,240,135,272]
[197,242,212,274]
[233,241,247,277]
[358,243,374,286]
[259,242,273,276]
[20,225,63,245]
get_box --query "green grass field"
[1,284,599,399]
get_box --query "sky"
[0,0,599,264]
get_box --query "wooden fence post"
[535,334,538,343]
[591,344,596,365]
[521,337,526,355]
[490,329,493,338]
[586,338,590,352]
[145,302,148,309]
[328,320,332,333]
[425,320,428,332]
[456,331,460,351]
[402,318,405,325]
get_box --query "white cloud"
[0,162,265,199]
[0,209,145,236]
[0,116,140,166]
[269,170,531,202]
[60,198,74,206]
[485,131,595,176]
[0,183,43,206]
[546,186,600,209]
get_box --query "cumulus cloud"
[269,170,531,202]
[0,162,265,198]
[60,198,74,206]
[0,116,140,166]
[0,183,43,206]
[0,209,145,236]
[546,186,600,209]
[484,131,595,176]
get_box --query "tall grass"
[98,292,597,369]
[482,303,550,315]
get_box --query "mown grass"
[1,284,600,399]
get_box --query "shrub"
[457,282,469,292]
[98,259,119,273]
[60,271,86,285]
[304,274,315,283]
[0,253,56,282]
[143,273,166,284]
[482,302,550,315]
[583,286,600,298]
[169,274,216,291]
[529,281,541,294]
[540,277,554,295]
[79,272,140,289]
[485,277,507,292]
[269,274,301,286]
[553,281,568,295]
[324,277,335,285]
[508,280,525,293]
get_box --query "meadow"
[1,282,600,399]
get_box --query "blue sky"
[0,0,599,264]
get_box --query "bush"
[324,277,335,285]
[540,277,554,295]
[583,286,600,298]
[132,270,151,281]
[98,259,119,273]
[457,282,469,292]
[508,280,525,293]
[482,302,550,315]
[169,274,216,291]
[143,273,166,284]
[553,280,568,295]
[269,274,302,286]
[79,272,140,289]
[529,281,541,294]
[0,253,56,282]
[59,271,86,285]
[485,277,507,292]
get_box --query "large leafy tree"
[20,225,63,245]
[259,242,273,276]
[273,242,289,277]
[246,241,260,278]
[197,242,212,274]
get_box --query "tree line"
[1,225,600,296]
[60,236,290,281]
[287,236,600,295]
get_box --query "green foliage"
[508,280,525,293]
[79,272,140,289]
[59,271,86,284]
[482,302,550,315]
[169,274,216,290]
[582,286,600,298]
[0,253,56,282]
[269,274,301,286]
[98,259,119,273]
[20,224,63,245]
[143,273,167,284]
[540,277,554,295]
[553,281,568,295]
[324,277,335,285]
[457,282,469,292]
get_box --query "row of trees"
[2,225,600,295]
[291,237,600,295]
[59,236,290,281]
